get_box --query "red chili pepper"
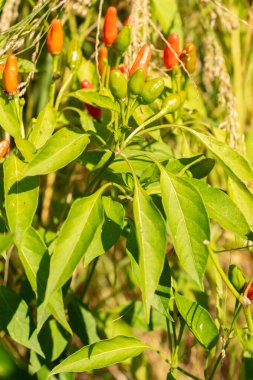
[81,80,101,119]
[2,54,18,94]
[110,64,129,75]
[129,44,152,78]
[103,6,118,46]
[46,19,64,54]
[163,33,180,70]
[0,140,10,158]
[124,16,130,25]
[98,45,108,76]
[243,282,253,300]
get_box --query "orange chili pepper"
[98,45,108,76]
[129,44,152,78]
[103,6,117,46]
[124,16,130,25]
[0,63,5,72]
[46,19,64,54]
[2,54,18,94]
[163,33,180,70]
[0,140,10,158]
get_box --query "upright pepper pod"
[141,78,165,104]
[129,44,152,78]
[98,45,108,76]
[109,69,127,100]
[180,42,197,74]
[81,80,101,119]
[163,33,180,70]
[0,140,10,158]
[128,68,145,96]
[115,25,132,53]
[3,54,18,94]
[103,6,118,46]
[46,19,64,55]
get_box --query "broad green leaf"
[24,128,90,176]
[83,197,125,266]
[167,155,215,179]
[175,293,219,350]
[28,103,57,149]
[15,137,36,161]
[50,336,148,375]
[0,233,13,256]
[19,227,72,334]
[0,286,44,356]
[227,177,253,227]
[160,170,209,288]
[69,89,120,112]
[68,298,99,345]
[183,178,253,239]
[150,0,183,37]
[44,188,105,303]
[188,129,253,190]
[18,58,37,73]
[38,320,68,361]
[0,96,21,138]
[133,181,167,321]
[4,155,39,241]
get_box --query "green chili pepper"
[160,93,182,115]
[115,25,132,53]
[180,42,197,74]
[128,68,145,96]
[228,265,247,293]
[109,69,127,100]
[67,39,81,70]
[141,78,165,104]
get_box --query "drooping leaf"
[175,293,219,350]
[44,188,105,304]
[24,128,90,176]
[28,103,57,149]
[0,96,21,138]
[50,336,148,375]
[160,169,209,288]
[133,180,167,321]
[0,286,44,356]
[69,89,120,112]
[19,227,72,334]
[183,177,253,239]
[4,155,39,241]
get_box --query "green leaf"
[69,89,120,112]
[183,178,253,239]
[18,58,37,73]
[0,233,13,256]
[18,227,72,334]
[188,129,253,189]
[83,197,125,266]
[24,128,90,176]
[227,177,253,227]
[133,181,167,321]
[44,188,105,303]
[175,293,219,350]
[4,155,39,241]
[28,103,57,149]
[0,96,21,138]
[15,137,36,161]
[160,170,209,288]
[150,0,183,37]
[0,286,44,356]
[38,320,68,362]
[50,336,148,375]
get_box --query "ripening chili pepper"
[129,44,152,78]
[124,16,130,25]
[228,265,247,292]
[128,68,145,96]
[0,140,10,158]
[109,69,127,100]
[160,93,181,115]
[3,54,18,94]
[163,33,180,70]
[81,80,101,119]
[46,19,64,55]
[98,45,108,76]
[110,64,129,74]
[67,39,81,70]
[0,63,5,72]
[141,78,165,104]
[243,281,253,300]
[180,42,197,74]
[103,6,118,46]
[115,25,132,53]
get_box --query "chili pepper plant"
[0,1,253,380]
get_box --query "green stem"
[49,54,60,107]
[55,72,74,111]
[177,367,202,380]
